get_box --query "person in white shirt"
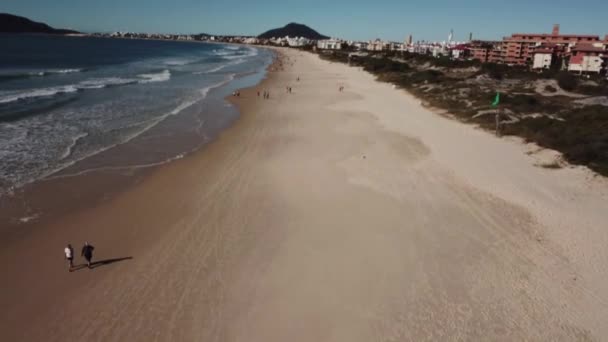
[64,244,74,271]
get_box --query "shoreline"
[0,46,277,232]
[2,47,608,341]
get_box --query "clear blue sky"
[3,0,607,41]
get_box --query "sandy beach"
[2,47,608,341]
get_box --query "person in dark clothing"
[81,242,95,268]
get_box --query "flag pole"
[492,91,501,136]
[495,106,500,136]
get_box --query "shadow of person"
[89,256,133,269]
[70,264,89,272]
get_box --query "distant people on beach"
[81,242,95,268]
[339,86,344,92]
[232,91,240,97]
[64,244,74,271]
[257,91,260,98]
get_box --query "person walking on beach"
[64,244,74,271]
[81,242,95,268]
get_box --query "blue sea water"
[0,35,272,193]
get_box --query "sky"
[3,0,607,42]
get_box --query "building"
[468,41,497,62]
[352,41,368,51]
[244,37,259,44]
[450,44,470,59]
[286,36,312,47]
[367,39,386,51]
[490,25,604,65]
[387,42,403,51]
[317,39,342,50]
[532,49,553,69]
[567,44,606,74]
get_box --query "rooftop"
[509,33,600,38]
[571,45,606,52]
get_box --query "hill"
[258,23,329,40]
[0,13,79,34]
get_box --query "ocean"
[0,34,272,195]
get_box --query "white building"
[353,41,369,51]
[532,50,553,69]
[286,36,311,47]
[568,45,606,74]
[244,37,259,44]
[317,39,342,50]
[367,39,386,51]
[568,55,604,73]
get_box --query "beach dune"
[1,48,608,341]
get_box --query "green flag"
[491,92,500,107]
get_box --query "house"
[367,39,386,51]
[532,49,553,69]
[317,39,342,50]
[353,41,369,51]
[567,44,606,74]
[450,44,470,59]
[286,36,312,47]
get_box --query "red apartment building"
[490,25,605,65]
[469,41,496,62]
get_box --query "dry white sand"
[2,48,608,341]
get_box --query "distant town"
[93,24,608,76]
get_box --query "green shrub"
[361,57,410,73]
[481,63,506,79]
[408,70,444,84]
[502,105,608,175]
[556,72,578,91]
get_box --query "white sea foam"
[222,47,259,60]
[79,77,139,89]
[0,85,80,104]
[163,58,194,66]
[43,68,84,75]
[42,97,204,182]
[212,49,232,56]
[194,58,246,75]
[59,132,89,160]
[0,77,141,104]
[138,69,171,83]
[0,68,85,77]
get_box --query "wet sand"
[1,48,608,341]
